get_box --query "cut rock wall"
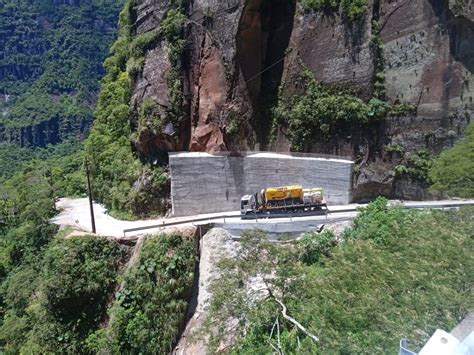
[169,152,353,216]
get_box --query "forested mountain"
[0,0,124,146]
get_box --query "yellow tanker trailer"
[240,184,327,217]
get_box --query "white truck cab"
[240,194,256,215]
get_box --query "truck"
[240,184,327,217]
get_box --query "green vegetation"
[297,230,337,264]
[207,198,474,353]
[274,70,388,151]
[395,148,433,182]
[371,20,386,100]
[87,232,196,353]
[127,29,160,78]
[275,69,419,151]
[86,0,143,217]
[0,0,124,200]
[389,102,417,116]
[162,7,187,133]
[429,123,474,197]
[451,0,470,13]
[128,167,171,218]
[86,0,185,217]
[0,149,193,352]
[0,0,123,134]
[0,150,124,352]
[226,111,242,137]
[384,143,405,155]
[0,140,86,192]
[301,0,369,22]
[0,234,123,353]
[138,97,162,133]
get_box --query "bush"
[137,97,162,133]
[297,230,337,264]
[0,235,122,353]
[429,123,474,198]
[275,71,385,151]
[342,196,413,246]
[128,167,170,217]
[88,232,196,354]
[301,0,369,22]
[41,237,122,320]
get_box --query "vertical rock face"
[131,0,473,200]
[130,0,178,163]
[135,0,171,33]
[273,0,473,199]
[284,1,375,99]
[133,0,297,156]
[186,0,253,152]
[379,0,474,199]
[381,0,473,149]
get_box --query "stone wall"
[169,152,354,216]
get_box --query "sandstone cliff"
[124,0,474,200]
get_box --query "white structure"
[169,151,354,216]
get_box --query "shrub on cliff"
[274,70,386,151]
[302,0,369,22]
[87,232,196,354]
[0,235,122,353]
[86,0,185,217]
[297,230,337,264]
[429,123,474,198]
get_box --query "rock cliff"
[116,0,474,201]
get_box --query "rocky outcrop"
[132,0,297,156]
[129,0,473,201]
[174,228,239,354]
[135,0,171,33]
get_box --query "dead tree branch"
[266,289,319,344]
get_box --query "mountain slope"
[0,0,124,147]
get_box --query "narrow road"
[51,198,474,238]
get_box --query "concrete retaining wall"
[169,152,354,216]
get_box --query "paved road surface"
[51,198,474,238]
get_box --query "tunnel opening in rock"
[236,0,296,149]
